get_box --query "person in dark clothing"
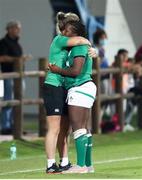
[0,20,23,135]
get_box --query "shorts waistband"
[68,80,93,90]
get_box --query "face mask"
[99,39,107,47]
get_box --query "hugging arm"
[67,37,91,47]
[49,57,85,77]
[57,35,91,48]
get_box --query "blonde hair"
[56,12,79,34]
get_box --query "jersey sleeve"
[71,45,88,58]
[56,35,69,49]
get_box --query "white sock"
[47,159,55,168]
[60,157,69,166]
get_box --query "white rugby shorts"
[67,81,97,108]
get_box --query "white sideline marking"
[0,168,44,176]
[95,156,142,164]
[0,156,142,176]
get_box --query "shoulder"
[70,45,88,59]
[72,45,88,51]
[71,45,88,55]
[0,37,7,48]
[51,35,59,43]
[52,35,68,43]
[55,35,68,41]
[52,35,69,48]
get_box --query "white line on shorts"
[0,156,142,176]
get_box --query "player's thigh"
[68,105,89,131]
[60,115,70,134]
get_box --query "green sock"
[75,135,88,167]
[85,135,93,167]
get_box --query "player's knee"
[53,127,60,136]
[47,126,60,136]
[73,128,87,139]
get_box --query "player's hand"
[48,64,61,73]
[86,40,91,46]
[88,47,98,58]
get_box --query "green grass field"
[0,131,142,179]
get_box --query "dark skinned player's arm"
[49,57,85,77]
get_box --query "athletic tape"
[73,128,87,139]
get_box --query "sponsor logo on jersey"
[55,109,60,112]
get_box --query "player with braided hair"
[43,12,93,174]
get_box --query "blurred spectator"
[112,49,142,131]
[93,29,111,122]
[93,29,110,94]
[112,49,134,94]
[124,56,142,131]
[93,29,109,70]
[0,20,23,135]
[111,49,135,131]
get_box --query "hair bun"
[56,12,66,21]
[65,12,79,21]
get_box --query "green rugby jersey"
[65,45,92,89]
[44,35,69,87]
